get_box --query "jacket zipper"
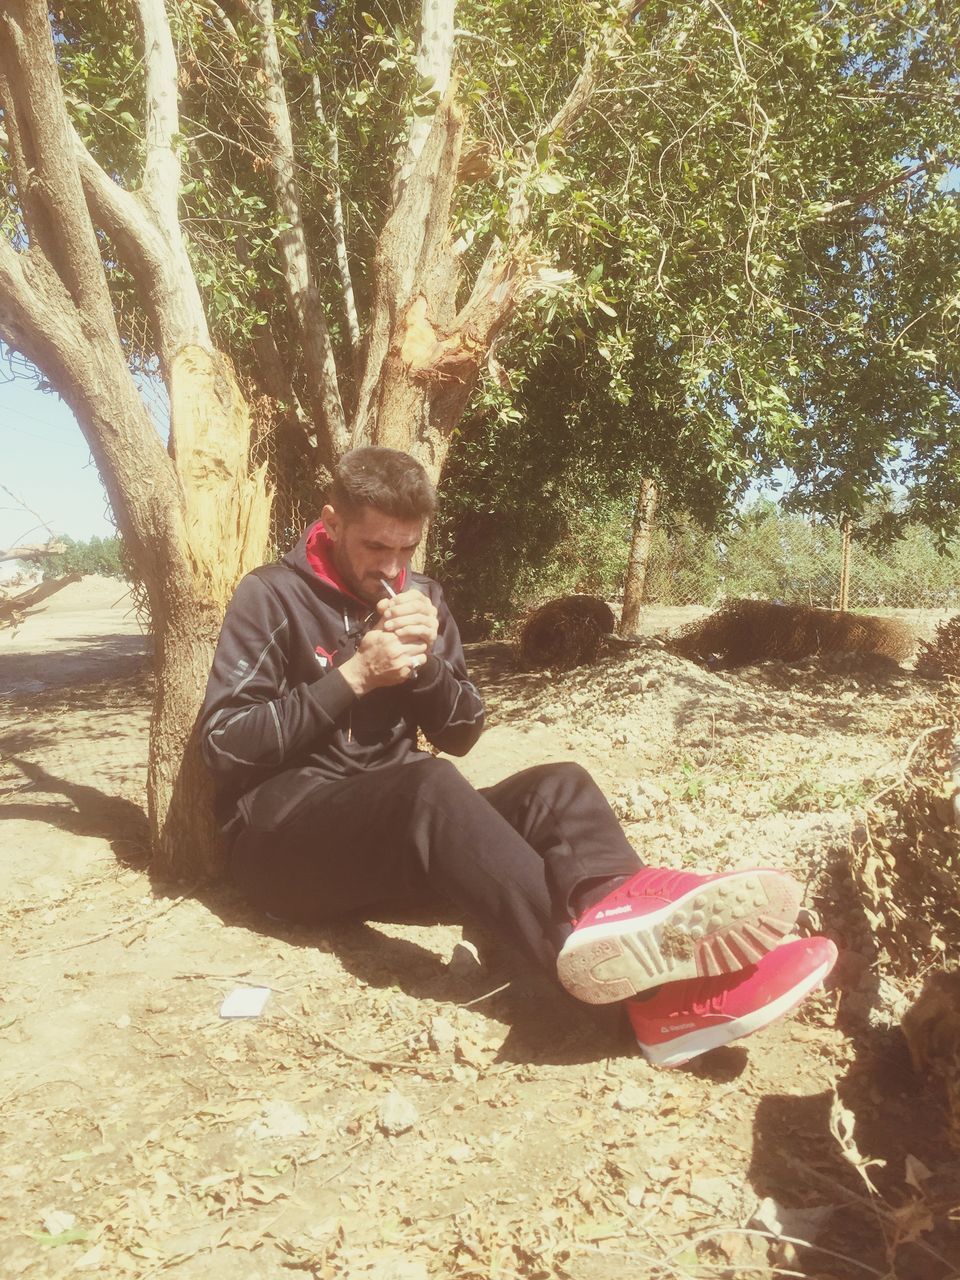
[344,609,353,743]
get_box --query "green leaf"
[536,173,567,196]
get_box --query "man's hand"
[377,589,439,650]
[339,626,428,696]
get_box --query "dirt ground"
[2,580,959,1280]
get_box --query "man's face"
[322,503,424,604]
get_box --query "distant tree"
[441,0,959,625]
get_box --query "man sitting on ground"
[199,446,836,1067]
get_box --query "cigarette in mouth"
[380,577,397,598]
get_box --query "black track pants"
[229,758,643,974]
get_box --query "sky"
[0,355,168,551]
[0,373,115,550]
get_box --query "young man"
[199,447,836,1067]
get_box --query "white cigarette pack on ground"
[219,986,271,1018]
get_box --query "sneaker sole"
[556,870,801,1004]
[636,952,835,1067]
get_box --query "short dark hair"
[329,447,437,521]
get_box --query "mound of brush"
[667,598,915,669]
[518,595,616,670]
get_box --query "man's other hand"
[339,627,429,695]
[377,589,439,650]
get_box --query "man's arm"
[199,574,356,786]
[407,589,485,756]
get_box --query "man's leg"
[478,761,642,918]
[229,756,835,1066]
[482,767,837,1068]
[229,757,594,971]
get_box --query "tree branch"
[0,543,65,563]
[0,215,82,371]
[70,123,211,370]
[135,0,181,237]
[464,1,640,312]
[351,90,465,446]
[394,0,456,199]
[250,0,347,463]
[0,481,59,547]
[815,159,936,219]
[0,3,187,586]
[250,326,311,431]
[0,573,83,631]
[304,22,361,358]
[0,2,115,319]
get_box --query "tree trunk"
[147,346,272,877]
[838,517,852,612]
[0,2,269,882]
[620,476,659,636]
[148,594,226,878]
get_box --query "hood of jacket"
[283,519,408,607]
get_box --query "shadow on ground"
[749,1030,960,1279]
[0,633,151,697]
[0,755,151,867]
[747,846,960,1278]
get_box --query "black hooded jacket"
[198,524,485,838]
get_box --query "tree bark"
[351,0,639,480]
[352,92,529,485]
[303,22,361,359]
[838,517,852,612]
[620,476,659,636]
[149,345,272,877]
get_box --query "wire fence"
[634,515,960,627]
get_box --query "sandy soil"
[1,584,958,1279]
[0,576,150,697]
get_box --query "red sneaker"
[627,936,838,1067]
[557,866,802,1004]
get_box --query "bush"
[853,702,960,979]
[517,595,615,670]
[916,614,960,679]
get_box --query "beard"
[333,546,381,604]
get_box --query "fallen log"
[0,541,66,563]
[0,572,83,631]
[517,595,615,670]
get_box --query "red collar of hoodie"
[304,520,407,605]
